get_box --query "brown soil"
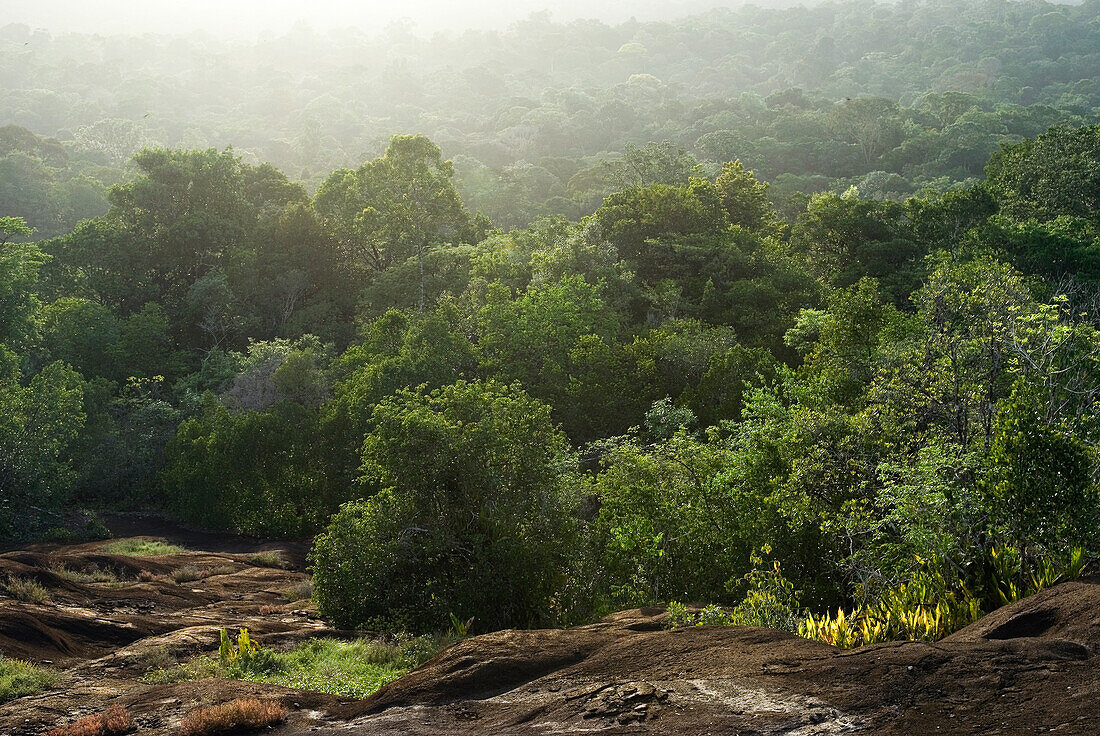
[2,519,1098,735]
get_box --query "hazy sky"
[2,0,736,37]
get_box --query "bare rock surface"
[1,519,1098,735]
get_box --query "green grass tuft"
[103,538,185,556]
[0,656,58,704]
[246,551,288,569]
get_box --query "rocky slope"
[1,524,1098,735]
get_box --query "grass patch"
[2,575,51,604]
[246,551,288,569]
[0,656,59,704]
[170,565,204,584]
[54,566,123,585]
[46,705,133,736]
[102,538,185,556]
[283,580,312,602]
[178,698,286,736]
[146,632,449,698]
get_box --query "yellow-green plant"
[800,547,1090,649]
[219,628,258,667]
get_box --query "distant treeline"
[2,0,1099,235]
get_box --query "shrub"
[0,656,58,704]
[103,538,184,556]
[177,699,287,736]
[46,705,133,736]
[2,575,50,604]
[310,380,580,633]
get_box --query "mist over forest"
[3,2,1100,723]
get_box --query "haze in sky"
[2,0,754,37]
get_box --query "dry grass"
[46,705,133,736]
[2,575,50,604]
[170,565,204,584]
[177,698,287,736]
[54,566,122,585]
[282,580,312,603]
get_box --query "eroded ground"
[2,520,1099,735]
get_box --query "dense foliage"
[3,1,1100,634]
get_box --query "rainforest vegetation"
[2,0,1100,641]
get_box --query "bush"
[311,380,580,633]
[46,705,133,736]
[177,699,287,736]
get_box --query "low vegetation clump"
[170,565,204,584]
[46,705,133,736]
[246,551,288,569]
[177,698,286,736]
[1,575,51,604]
[145,629,445,698]
[0,656,58,704]
[282,580,312,603]
[669,546,1090,649]
[53,566,123,585]
[102,539,185,556]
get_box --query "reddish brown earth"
[2,519,1098,735]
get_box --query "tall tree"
[315,135,469,310]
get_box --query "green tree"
[310,379,579,632]
[315,135,469,310]
[985,385,1099,552]
[0,348,85,536]
[715,160,774,231]
[985,124,1100,224]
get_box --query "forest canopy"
[2,0,1100,639]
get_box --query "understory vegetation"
[101,539,185,557]
[0,656,58,704]
[145,629,447,698]
[4,0,1100,653]
[176,699,286,736]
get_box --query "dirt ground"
[2,517,1098,735]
